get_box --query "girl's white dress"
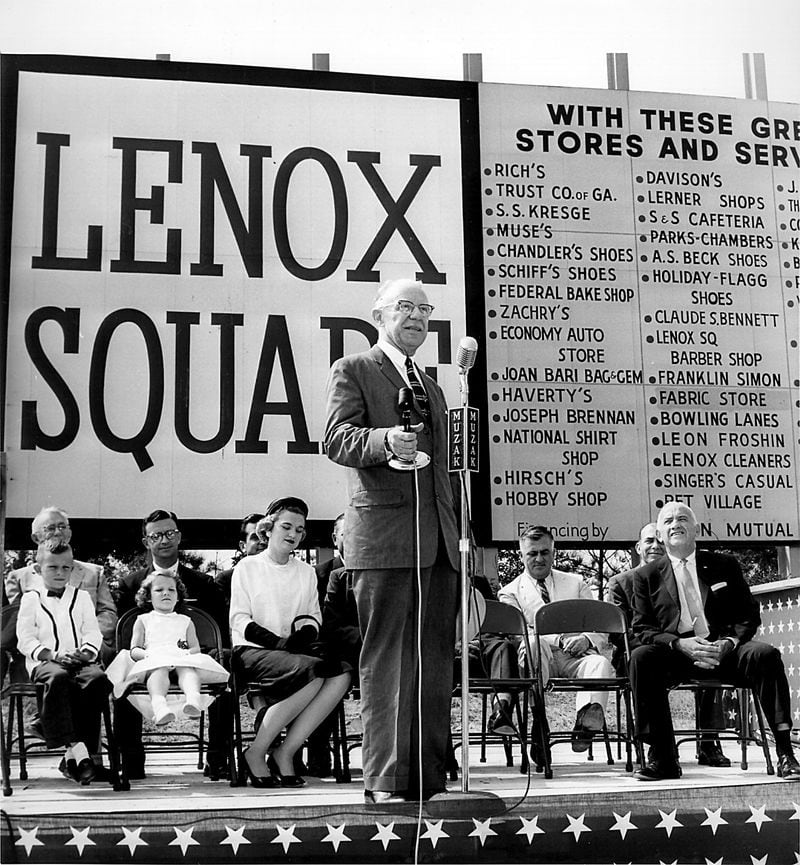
[106,610,229,721]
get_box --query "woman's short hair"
[257,497,309,540]
[135,571,188,609]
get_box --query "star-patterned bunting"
[320,823,350,853]
[655,809,683,838]
[15,826,44,856]
[517,815,545,843]
[756,586,799,723]
[370,822,400,850]
[563,812,591,841]
[745,804,772,832]
[220,826,250,855]
[169,827,199,856]
[701,807,728,835]
[420,819,448,849]
[610,811,638,840]
[468,818,497,846]
[117,827,148,856]
[270,824,301,854]
[66,826,96,856]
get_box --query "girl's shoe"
[183,701,201,718]
[154,705,176,726]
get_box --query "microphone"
[388,386,431,471]
[456,336,478,372]
[397,386,414,429]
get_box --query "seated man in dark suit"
[114,509,229,779]
[214,513,265,607]
[630,502,800,781]
[608,521,730,768]
[314,513,345,608]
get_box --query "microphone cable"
[410,459,424,865]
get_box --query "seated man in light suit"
[5,506,116,664]
[499,525,614,753]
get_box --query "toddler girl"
[107,572,228,725]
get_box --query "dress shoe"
[203,759,230,781]
[364,790,407,805]
[306,757,333,778]
[242,748,280,789]
[488,703,516,737]
[267,753,305,787]
[697,742,731,767]
[61,759,114,784]
[571,702,604,753]
[777,751,800,780]
[63,757,96,785]
[635,759,683,781]
[25,718,46,741]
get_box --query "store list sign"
[479,84,799,543]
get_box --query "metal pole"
[458,376,471,792]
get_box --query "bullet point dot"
[644,315,652,323]
[488,289,496,297]
[491,372,499,380]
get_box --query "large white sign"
[478,83,800,543]
[2,62,470,523]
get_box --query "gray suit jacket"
[324,345,459,571]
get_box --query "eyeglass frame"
[144,529,181,543]
[380,299,435,319]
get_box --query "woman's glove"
[284,625,318,653]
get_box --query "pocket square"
[710,582,727,592]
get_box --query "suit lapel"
[659,556,680,607]
[695,552,711,603]
[370,345,406,392]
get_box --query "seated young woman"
[230,496,351,788]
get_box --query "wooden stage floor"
[1,740,797,864]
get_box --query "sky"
[1,0,799,104]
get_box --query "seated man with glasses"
[114,509,228,779]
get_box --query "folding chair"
[114,606,235,784]
[452,599,538,775]
[1,603,124,792]
[230,653,352,786]
[670,680,774,773]
[531,598,635,780]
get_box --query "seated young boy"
[15,541,110,784]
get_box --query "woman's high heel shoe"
[243,749,279,789]
[267,753,305,788]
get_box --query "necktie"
[676,559,709,638]
[47,588,65,598]
[537,579,550,604]
[404,356,430,419]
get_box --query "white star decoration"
[750,856,768,865]
[790,802,800,820]
[66,826,96,856]
[563,812,591,841]
[169,827,199,855]
[659,860,678,865]
[15,826,44,856]
[793,852,800,865]
[321,823,350,852]
[420,819,449,848]
[746,805,772,832]
[655,809,683,838]
[117,827,148,856]
[469,818,497,846]
[610,811,638,840]
[270,824,301,854]
[701,807,728,835]
[705,858,723,865]
[371,822,401,850]
[517,815,545,843]
[220,826,250,855]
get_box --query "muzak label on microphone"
[448,406,480,473]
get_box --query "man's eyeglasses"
[383,299,435,319]
[40,523,69,534]
[145,529,180,543]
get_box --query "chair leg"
[14,696,28,781]
[480,693,487,763]
[601,720,614,766]
[516,696,529,774]
[748,689,775,776]
[0,696,11,796]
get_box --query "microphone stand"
[429,361,502,817]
